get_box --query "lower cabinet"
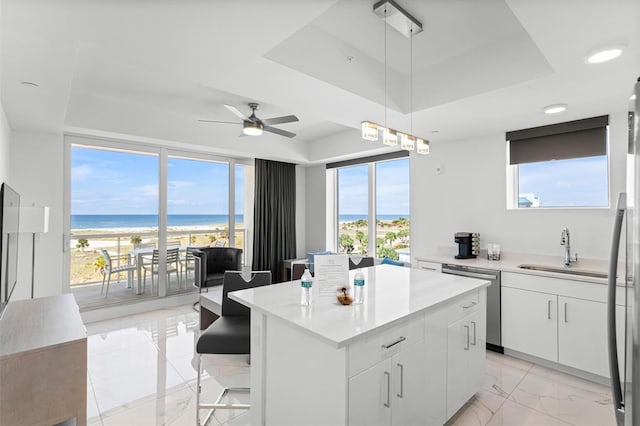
[447,308,486,418]
[348,290,486,425]
[502,286,558,362]
[558,296,625,377]
[348,340,431,426]
[502,272,625,378]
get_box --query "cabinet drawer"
[348,316,424,377]
[447,290,481,324]
[416,260,442,273]
[502,271,625,306]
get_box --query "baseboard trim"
[503,348,609,386]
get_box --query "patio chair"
[99,249,137,298]
[141,247,181,294]
[181,246,205,285]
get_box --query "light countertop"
[415,248,622,285]
[229,264,489,348]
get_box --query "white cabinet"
[502,272,625,378]
[349,360,391,426]
[558,297,625,377]
[447,306,486,418]
[348,335,433,425]
[502,286,557,362]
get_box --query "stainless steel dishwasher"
[441,263,502,353]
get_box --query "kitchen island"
[230,264,490,425]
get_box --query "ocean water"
[70,214,410,230]
[71,214,244,230]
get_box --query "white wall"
[10,131,64,299]
[304,164,327,253]
[0,104,9,183]
[410,110,628,261]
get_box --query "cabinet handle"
[547,300,552,319]
[471,321,477,346]
[383,371,391,408]
[564,302,568,323]
[381,336,406,349]
[397,363,404,398]
[464,325,470,350]
[462,301,477,309]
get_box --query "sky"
[338,158,410,215]
[518,155,608,207]
[71,146,245,215]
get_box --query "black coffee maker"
[454,232,480,259]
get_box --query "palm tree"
[76,238,90,252]
[397,229,409,243]
[385,232,397,246]
[339,234,354,253]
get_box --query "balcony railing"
[70,227,247,287]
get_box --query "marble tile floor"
[85,305,616,426]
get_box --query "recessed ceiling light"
[585,46,624,64]
[543,104,568,114]
[20,81,39,87]
[631,94,637,101]
[432,130,440,133]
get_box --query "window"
[376,158,410,262]
[329,152,410,261]
[68,139,254,309]
[337,164,369,255]
[507,115,609,209]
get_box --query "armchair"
[193,247,243,292]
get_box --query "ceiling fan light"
[400,133,415,151]
[361,121,379,141]
[416,138,430,155]
[243,120,263,136]
[383,128,398,146]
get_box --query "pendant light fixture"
[361,0,429,155]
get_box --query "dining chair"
[196,270,272,425]
[99,249,137,297]
[291,263,312,280]
[141,247,181,294]
[349,256,375,270]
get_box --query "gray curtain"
[252,159,297,282]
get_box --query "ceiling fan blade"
[224,104,252,121]
[261,115,299,126]
[198,119,240,125]
[264,125,296,138]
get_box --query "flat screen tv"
[0,183,20,317]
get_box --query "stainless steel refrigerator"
[609,76,640,426]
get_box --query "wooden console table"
[0,294,87,426]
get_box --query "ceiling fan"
[199,102,299,138]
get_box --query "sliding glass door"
[67,138,255,309]
[70,145,159,308]
[166,156,229,294]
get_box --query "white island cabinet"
[230,264,489,426]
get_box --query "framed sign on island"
[230,264,490,426]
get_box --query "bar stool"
[195,270,271,426]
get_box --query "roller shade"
[507,115,608,165]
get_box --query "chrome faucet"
[560,227,578,266]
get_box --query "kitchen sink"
[517,264,608,279]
